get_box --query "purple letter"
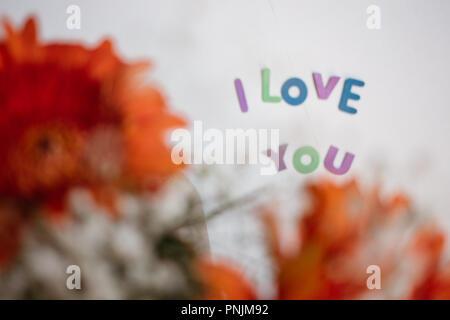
[312,73,340,100]
[324,145,355,175]
[234,78,248,113]
[265,144,288,171]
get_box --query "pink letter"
[312,73,340,99]
[265,144,288,171]
[324,145,354,175]
[234,78,249,112]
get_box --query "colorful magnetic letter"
[339,78,365,114]
[262,68,282,103]
[234,78,248,113]
[281,78,308,106]
[265,144,288,171]
[323,145,355,175]
[292,146,319,173]
[312,73,340,99]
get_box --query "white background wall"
[2,0,450,296]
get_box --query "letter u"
[324,145,355,175]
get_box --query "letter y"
[265,144,288,172]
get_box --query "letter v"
[312,73,340,99]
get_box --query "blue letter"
[339,78,365,114]
[281,78,308,106]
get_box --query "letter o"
[281,77,308,106]
[292,146,320,173]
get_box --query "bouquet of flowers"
[0,17,208,299]
[198,179,450,300]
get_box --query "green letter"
[292,146,320,174]
[262,68,282,103]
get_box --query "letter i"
[234,78,249,113]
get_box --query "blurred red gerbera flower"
[0,17,185,268]
[198,178,450,300]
